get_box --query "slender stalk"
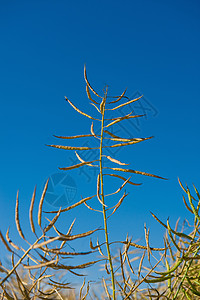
[173,245,200,300]
[99,88,116,299]
[0,234,44,286]
[171,221,200,299]
[166,219,199,299]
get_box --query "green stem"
[99,90,116,300]
[172,245,200,300]
[168,221,200,299]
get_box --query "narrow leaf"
[167,219,181,252]
[84,65,103,98]
[90,102,101,113]
[53,134,94,139]
[144,275,173,283]
[103,173,142,185]
[65,96,100,120]
[100,95,106,114]
[105,114,144,128]
[138,250,146,278]
[107,95,143,111]
[103,167,167,180]
[24,259,58,269]
[29,186,36,234]
[84,201,102,212]
[44,208,62,233]
[103,137,153,149]
[33,236,59,249]
[46,144,97,150]
[144,224,151,262]
[108,88,127,104]
[104,155,129,166]
[15,191,25,240]
[38,178,49,227]
[86,84,99,104]
[57,228,100,241]
[155,259,182,276]
[90,122,99,139]
[123,240,165,251]
[67,218,76,236]
[45,195,96,213]
[75,152,99,167]
[0,230,12,252]
[104,129,152,142]
[150,212,193,240]
[59,160,98,171]
[187,188,200,222]
[182,195,193,213]
[6,227,20,250]
[57,259,102,270]
[106,177,130,197]
[108,192,128,218]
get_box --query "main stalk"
[99,90,116,299]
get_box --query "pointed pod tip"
[84,64,87,75]
[64,96,69,102]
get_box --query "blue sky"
[0,0,200,275]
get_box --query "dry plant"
[137,180,200,300]
[44,66,166,299]
[1,67,199,299]
[0,67,165,299]
[0,181,99,299]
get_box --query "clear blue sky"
[0,0,200,272]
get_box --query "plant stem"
[99,89,116,299]
[0,234,44,286]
